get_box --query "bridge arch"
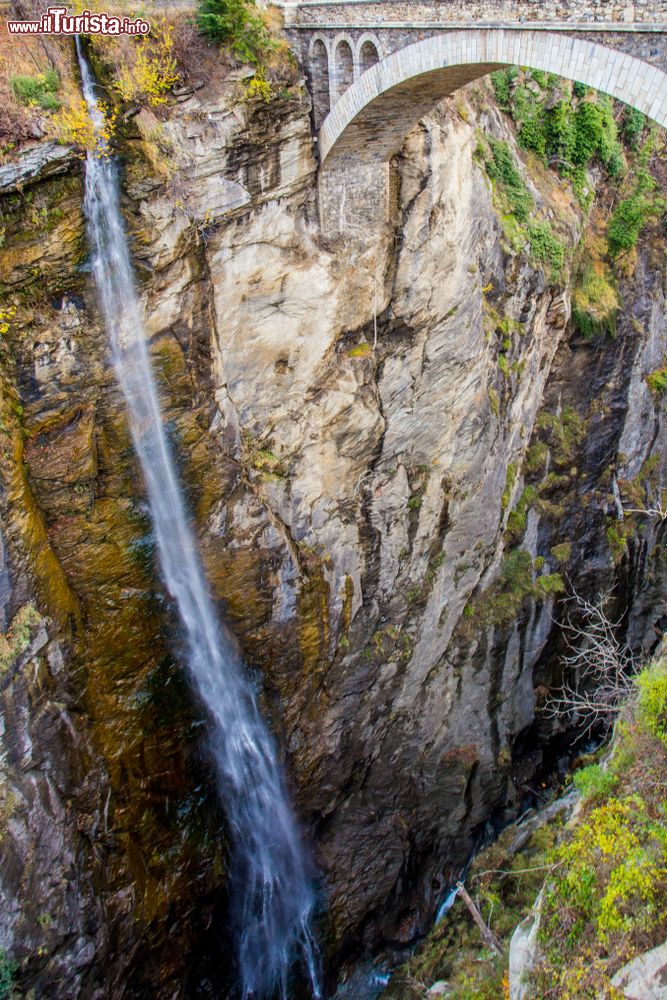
[319,29,667,167]
[357,35,381,75]
[308,34,331,128]
[332,34,355,100]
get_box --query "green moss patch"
[0,604,42,674]
[646,365,667,395]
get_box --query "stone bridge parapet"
[281,0,667,27]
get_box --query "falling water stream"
[75,38,321,999]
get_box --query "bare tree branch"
[455,882,505,957]
[623,505,667,521]
[620,475,667,521]
[545,590,635,735]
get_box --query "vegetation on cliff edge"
[382,645,667,999]
[486,67,666,332]
[531,651,667,997]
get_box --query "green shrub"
[490,66,519,109]
[41,67,59,90]
[39,92,60,112]
[637,660,667,746]
[608,193,652,256]
[519,116,547,157]
[535,572,565,596]
[10,69,60,111]
[550,541,572,563]
[486,139,534,221]
[527,220,564,277]
[543,795,667,958]
[505,509,526,540]
[568,99,624,177]
[646,366,667,395]
[525,439,549,473]
[572,101,605,165]
[196,0,272,67]
[573,763,618,801]
[608,148,626,179]
[499,548,534,593]
[546,99,577,166]
[505,485,537,543]
[537,406,585,467]
[570,166,593,207]
[11,77,41,105]
[512,84,540,124]
[607,520,633,564]
[531,654,667,997]
[494,70,626,184]
[622,107,647,150]
[572,263,619,339]
[600,142,625,181]
[469,549,564,629]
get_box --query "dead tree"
[455,882,505,957]
[545,590,635,736]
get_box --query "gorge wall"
[0,41,665,998]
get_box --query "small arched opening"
[310,38,330,128]
[334,40,354,99]
[359,39,379,75]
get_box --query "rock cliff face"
[0,64,665,997]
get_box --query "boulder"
[612,940,667,999]
[509,889,543,1000]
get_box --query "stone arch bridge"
[278,0,667,232]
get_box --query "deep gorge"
[0,10,665,999]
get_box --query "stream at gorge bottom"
[332,725,602,1000]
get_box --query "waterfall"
[75,39,321,1000]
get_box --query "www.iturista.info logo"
[6,5,150,34]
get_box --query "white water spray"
[75,39,321,999]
